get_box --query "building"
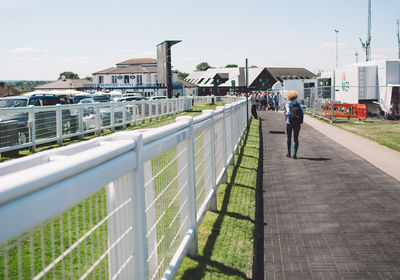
[34,79,89,91]
[185,67,315,96]
[177,79,198,96]
[89,58,181,97]
[0,82,21,97]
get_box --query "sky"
[0,0,399,80]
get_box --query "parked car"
[93,93,110,103]
[120,95,146,102]
[78,98,96,116]
[73,94,93,104]
[0,94,76,154]
[148,96,167,101]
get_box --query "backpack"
[289,103,303,126]
[274,95,279,102]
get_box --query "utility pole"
[335,29,339,67]
[397,19,400,59]
[245,58,249,128]
[359,0,372,61]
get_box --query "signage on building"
[100,83,136,88]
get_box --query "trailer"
[322,60,400,119]
[281,79,317,106]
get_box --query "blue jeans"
[286,123,301,156]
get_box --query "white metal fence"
[0,98,250,280]
[0,98,192,156]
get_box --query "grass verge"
[332,121,400,152]
[175,118,259,280]
[306,112,400,153]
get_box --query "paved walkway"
[259,111,400,280]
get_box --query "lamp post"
[335,29,339,68]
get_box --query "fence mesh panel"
[144,143,190,280]
[193,128,213,213]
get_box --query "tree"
[225,64,238,68]
[178,72,189,80]
[250,65,258,68]
[58,71,80,80]
[84,76,93,81]
[196,62,211,72]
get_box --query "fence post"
[56,104,62,145]
[141,101,145,124]
[155,101,159,120]
[202,110,217,212]
[217,106,228,183]
[133,103,137,126]
[132,133,149,280]
[149,100,153,122]
[144,159,158,277]
[96,103,101,135]
[79,104,84,140]
[28,105,36,152]
[229,104,235,160]
[111,102,115,132]
[122,102,127,129]
[176,116,198,258]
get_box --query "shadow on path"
[298,157,332,161]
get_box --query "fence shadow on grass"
[253,118,264,280]
[179,120,255,280]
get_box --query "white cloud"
[8,47,51,54]
[9,47,40,54]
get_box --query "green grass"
[176,118,259,280]
[333,120,400,152]
[1,101,241,279]
[306,112,400,153]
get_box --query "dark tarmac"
[257,111,400,280]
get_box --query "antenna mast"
[359,0,372,61]
[397,19,400,59]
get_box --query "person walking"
[274,93,280,111]
[284,90,304,159]
[260,92,265,110]
[250,93,258,119]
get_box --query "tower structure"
[359,0,372,61]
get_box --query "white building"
[321,59,400,118]
[90,58,180,97]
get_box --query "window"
[112,76,117,83]
[99,76,104,84]
[124,75,129,83]
[137,75,143,85]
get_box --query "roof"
[178,78,198,88]
[116,58,156,66]
[93,65,158,75]
[34,79,90,90]
[266,68,315,82]
[185,68,244,87]
[185,67,315,87]
[0,83,21,97]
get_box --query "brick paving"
[259,111,400,280]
